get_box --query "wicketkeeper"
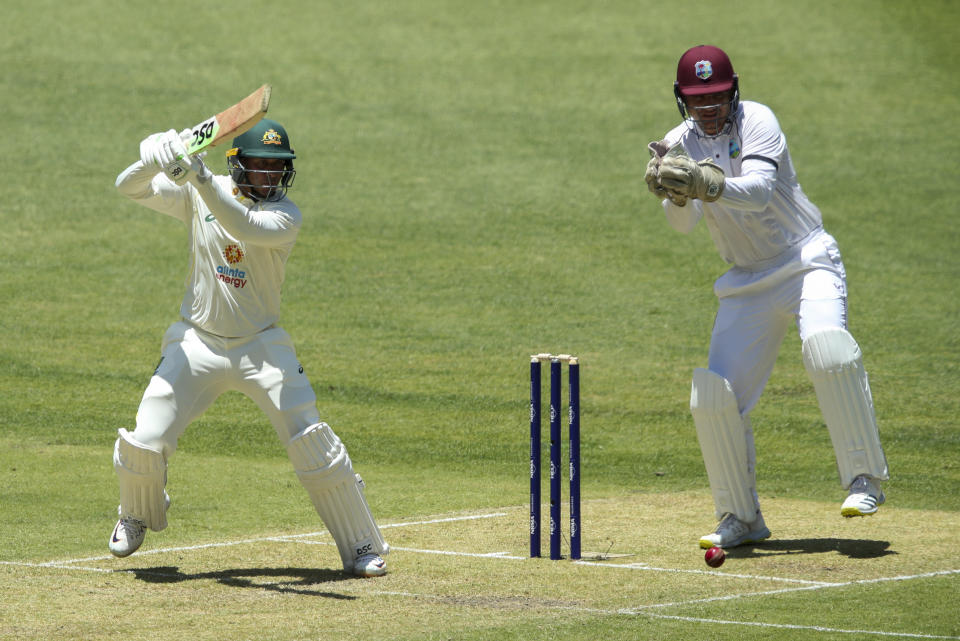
[645,45,889,549]
[109,119,390,577]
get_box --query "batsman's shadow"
[727,538,895,560]
[128,566,357,599]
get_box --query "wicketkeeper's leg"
[802,327,888,488]
[690,368,761,523]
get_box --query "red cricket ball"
[704,546,725,568]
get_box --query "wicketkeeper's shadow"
[726,538,895,559]
[127,566,358,599]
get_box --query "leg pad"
[802,328,888,487]
[114,428,169,532]
[287,423,389,570]
[691,369,759,522]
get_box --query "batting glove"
[157,129,211,185]
[139,132,168,172]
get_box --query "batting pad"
[802,328,889,488]
[287,423,389,570]
[690,368,759,522]
[114,428,169,532]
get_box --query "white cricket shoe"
[699,512,771,549]
[109,516,146,558]
[841,475,885,517]
[353,553,387,577]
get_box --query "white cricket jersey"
[116,162,301,337]
[660,101,824,270]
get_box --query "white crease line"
[574,559,835,585]
[7,545,959,640]
[627,568,960,611]
[379,513,508,529]
[849,568,960,585]
[341,587,960,640]
[10,511,510,566]
[28,537,293,566]
[390,547,525,560]
[283,539,524,560]
[0,561,115,574]
[642,613,960,640]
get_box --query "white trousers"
[708,230,848,416]
[132,321,321,457]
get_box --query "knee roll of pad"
[690,368,759,522]
[114,428,169,532]
[287,423,389,570]
[802,328,888,487]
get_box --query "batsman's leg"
[111,322,228,556]
[111,428,169,557]
[287,423,389,577]
[240,329,388,575]
[801,327,888,516]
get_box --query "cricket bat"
[181,84,272,155]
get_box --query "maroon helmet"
[673,45,740,136]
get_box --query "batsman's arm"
[115,161,192,224]
[188,174,301,246]
[143,129,299,245]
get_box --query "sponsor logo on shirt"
[217,244,248,288]
[729,140,741,158]
[223,244,245,264]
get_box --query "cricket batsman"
[644,45,889,549]
[109,119,389,577]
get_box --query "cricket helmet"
[226,119,297,201]
[673,45,740,137]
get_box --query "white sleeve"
[662,198,703,234]
[716,102,785,211]
[190,177,301,247]
[115,161,192,223]
[717,158,778,211]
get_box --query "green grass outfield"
[1,1,958,639]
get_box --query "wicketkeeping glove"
[645,140,688,206]
[648,139,670,159]
[645,155,669,199]
[658,145,725,202]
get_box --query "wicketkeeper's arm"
[662,196,703,234]
[713,158,778,211]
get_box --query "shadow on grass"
[728,538,895,559]
[127,566,357,599]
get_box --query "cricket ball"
[704,546,725,568]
